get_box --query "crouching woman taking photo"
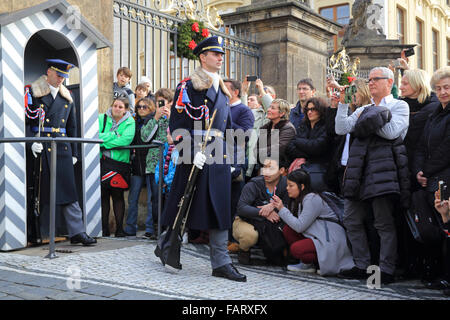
[271,169,354,276]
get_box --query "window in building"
[397,7,405,44]
[447,38,450,66]
[416,19,424,69]
[432,29,439,71]
[319,4,350,53]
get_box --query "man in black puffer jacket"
[335,67,410,284]
[343,106,411,206]
[339,106,410,284]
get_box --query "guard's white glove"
[31,143,43,158]
[231,167,236,174]
[193,152,206,170]
[72,157,77,165]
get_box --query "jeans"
[145,173,158,233]
[125,174,154,235]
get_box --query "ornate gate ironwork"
[113,0,261,90]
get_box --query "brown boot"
[238,249,251,265]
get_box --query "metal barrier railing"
[0,137,165,259]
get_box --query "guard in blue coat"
[163,36,246,282]
[26,59,96,246]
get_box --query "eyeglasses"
[136,105,149,110]
[366,77,389,84]
[305,107,318,112]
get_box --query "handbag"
[301,162,328,192]
[404,190,446,244]
[100,155,131,190]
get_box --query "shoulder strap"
[101,114,107,133]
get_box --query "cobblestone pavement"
[0,236,449,300]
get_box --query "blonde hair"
[272,99,291,121]
[353,78,372,107]
[403,69,431,104]
[430,66,450,90]
[264,85,276,97]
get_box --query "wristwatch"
[273,207,279,213]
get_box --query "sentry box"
[0,0,111,251]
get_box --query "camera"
[158,100,165,108]
[246,75,257,82]
[404,47,415,57]
[439,180,450,201]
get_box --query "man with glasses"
[334,67,409,285]
[290,78,316,130]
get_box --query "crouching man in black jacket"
[232,158,289,266]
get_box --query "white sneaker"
[287,263,317,273]
[182,232,188,245]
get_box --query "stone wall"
[0,0,114,110]
[223,0,341,103]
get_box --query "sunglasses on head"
[136,105,149,110]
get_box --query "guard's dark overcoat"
[26,76,79,205]
[162,68,233,231]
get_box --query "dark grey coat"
[27,76,78,205]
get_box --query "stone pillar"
[222,0,341,102]
[345,43,416,73]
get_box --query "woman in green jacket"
[99,97,135,237]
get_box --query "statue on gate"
[342,0,386,46]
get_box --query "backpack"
[317,192,345,229]
[251,219,287,266]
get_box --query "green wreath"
[338,72,352,86]
[173,19,210,60]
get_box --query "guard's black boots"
[70,232,97,246]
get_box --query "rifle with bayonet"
[29,150,43,245]
[25,88,43,245]
[155,109,218,270]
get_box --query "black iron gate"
[113,0,261,90]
